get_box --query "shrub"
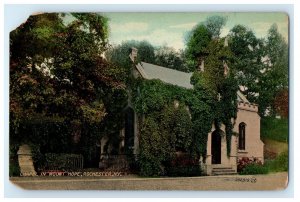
[265,151,288,172]
[9,144,20,177]
[238,157,268,175]
[139,157,163,177]
[29,144,45,172]
[237,157,262,172]
[9,161,20,177]
[240,163,269,175]
[166,154,202,177]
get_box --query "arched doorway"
[124,107,135,154]
[211,130,222,164]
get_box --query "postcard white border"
[2,3,295,199]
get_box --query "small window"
[239,122,246,150]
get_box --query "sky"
[103,12,289,50]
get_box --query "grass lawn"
[264,151,288,173]
[261,117,288,143]
[259,117,289,173]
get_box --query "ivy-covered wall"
[131,68,238,176]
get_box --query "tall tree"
[10,13,127,156]
[258,24,288,116]
[228,24,265,103]
[185,24,212,71]
[204,15,227,39]
[185,16,238,156]
[106,40,155,66]
[154,46,189,72]
[105,40,156,87]
[185,15,227,71]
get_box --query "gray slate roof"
[137,62,194,89]
[135,61,250,103]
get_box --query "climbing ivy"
[132,79,214,176]
[132,57,238,176]
[220,75,238,156]
[138,104,194,176]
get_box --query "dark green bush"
[9,144,20,177]
[29,144,45,171]
[165,154,202,177]
[139,157,163,177]
[240,163,269,175]
[9,161,20,177]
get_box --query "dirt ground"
[9,172,288,191]
[263,138,288,155]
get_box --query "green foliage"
[264,151,288,172]
[139,157,163,177]
[240,163,269,175]
[136,92,196,176]
[228,23,288,116]
[228,24,264,103]
[191,39,238,157]
[9,144,20,176]
[258,24,288,116]
[201,39,233,92]
[9,163,20,177]
[80,101,106,124]
[138,114,172,176]
[10,13,128,166]
[70,13,109,48]
[166,155,202,177]
[185,24,211,70]
[29,143,45,171]
[185,15,227,71]
[238,151,288,175]
[185,16,243,158]
[106,40,155,66]
[204,15,227,39]
[134,74,234,176]
[154,46,189,72]
[261,117,288,142]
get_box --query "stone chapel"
[99,47,264,175]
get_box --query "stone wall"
[234,102,264,163]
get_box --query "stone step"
[212,172,237,176]
[212,166,237,176]
[212,167,234,170]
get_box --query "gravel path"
[10,172,288,190]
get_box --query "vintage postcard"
[9,12,289,191]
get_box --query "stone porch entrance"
[202,125,238,175]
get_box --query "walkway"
[10,172,288,190]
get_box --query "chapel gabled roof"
[136,62,194,89]
[134,61,251,104]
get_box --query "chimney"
[129,47,138,62]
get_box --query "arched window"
[239,122,246,150]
